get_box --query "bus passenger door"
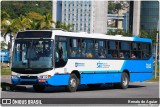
[55,37,68,68]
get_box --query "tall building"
[56,1,108,34]
[140,1,159,33]
[129,1,159,35]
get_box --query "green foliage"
[108,1,128,14]
[139,29,157,43]
[56,21,73,31]
[1,1,72,36]
[1,68,11,75]
[1,1,52,19]
[1,11,10,20]
[107,29,132,36]
[107,29,157,44]
[1,41,7,50]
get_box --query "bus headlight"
[39,75,51,79]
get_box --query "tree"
[55,21,73,31]
[14,15,32,31]
[38,14,55,30]
[1,1,52,19]
[139,29,157,43]
[0,41,7,50]
[107,29,132,36]
[108,1,129,14]
[1,11,10,21]
[26,12,55,30]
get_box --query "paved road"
[1,78,159,98]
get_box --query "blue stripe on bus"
[79,70,119,74]
[120,59,153,73]
[46,74,70,86]
[130,73,152,82]
[11,72,152,86]
[79,72,152,84]
[133,36,152,42]
[80,73,122,84]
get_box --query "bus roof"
[52,30,152,43]
[17,30,152,43]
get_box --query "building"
[140,1,159,33]
[107,10,129,32]
[56,1,108,34]
[129,1,159,35]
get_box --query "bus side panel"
[130,73,153,82]
[47,74,69,86]
[121,59,153,73]
[80,73,122,84]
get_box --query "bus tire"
[114,72,129,89]
[33,85,45,92]
[67,73,79,92]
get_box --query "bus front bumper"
[11,74,70,86]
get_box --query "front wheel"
[114,72,129,89]
[33,85,45,92]
[66,74,79,92]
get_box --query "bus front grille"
[20,76,38,79]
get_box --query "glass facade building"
[140,1,159,33]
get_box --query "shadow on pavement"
[1,83,146,93]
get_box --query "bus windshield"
[12,39,53,69]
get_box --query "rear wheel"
[33,85,45,92]
[114,72,129,89]
[66,74,79,92]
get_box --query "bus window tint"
[119,41,130,59]
[82,39,94,58]
[70,38,81,58]
[131,43,142,59]
[95,40,106,58]
[142,43,151,59]
[55,36,68,67]
[108,41,118,58]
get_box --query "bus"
[11,30,153,92]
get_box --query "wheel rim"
[70,78,76,88]
[122,76,128,86]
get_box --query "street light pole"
[154,20,159,79]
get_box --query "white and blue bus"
[11,30,153,92]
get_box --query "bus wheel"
[67,74,79,92]
[87,84,101,89]
[114,72,129,89]
[33,85,45,92]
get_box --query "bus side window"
[70,38,81,58]
[82,39,94,58]
[131,42,142,59]
[142,43,151,59]
[108,41,118,59]
[119,41,130,59]
[95,40,106,59]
